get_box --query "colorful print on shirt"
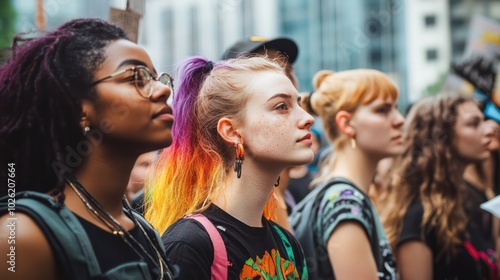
[240,248,301,280]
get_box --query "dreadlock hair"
[382,93,472,262]
[145,56,284,234]
[0,18,128,197]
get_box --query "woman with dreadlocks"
[0,18,175,279]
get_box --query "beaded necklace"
[66,174,174,280]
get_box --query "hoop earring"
[234,143,244,178]
[83,126,90,136]
[350,137,356,149]
[274,176,280,187]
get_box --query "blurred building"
[405,0,451,102]
[10,0,500,106]
[449,0,500,58]
[405,0,500,102]
[141,0,280,74]
[13,0,110,32]
[278,0,408,105]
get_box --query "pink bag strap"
[185,214,228,280]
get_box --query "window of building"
[452,41,466,57]
[426,49,438,61]
[370,49,382,64]
[424,15,436,27]
[451,17,467,28]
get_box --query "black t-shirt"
[398,199,497,280]
[464,181,495,249]
[77,215,163,279]
[162,204,307,279]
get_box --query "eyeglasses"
[91,65,174,99]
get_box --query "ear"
[217,117,241,145]
[335,111,356,137]
[80,100,94,129]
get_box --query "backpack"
[0,191,171,280]
[289,177,382,280]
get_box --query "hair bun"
[313,70,334,90]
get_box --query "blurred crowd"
[1,16,500,280]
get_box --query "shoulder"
[162,216,215,279]
[0,212,57,279]
[398,199,425,246]
[322,182,365,201]
[319,181,372,222]
[318,182,374,245]
[402,199,424,224]
[162,216,214,257]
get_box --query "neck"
[64,146,139,218]
[213,159,281,227]
[328,147,379,194]
[289,165,309,178]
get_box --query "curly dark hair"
[0,18,128,195]
[382,93,472,262]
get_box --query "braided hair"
[0,18,128,196]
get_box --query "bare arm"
[396,241,433,280]
[0,213,58,280]
[327,221,378,280]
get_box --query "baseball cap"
[220,36,299,64]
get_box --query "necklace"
[66,174,173,280]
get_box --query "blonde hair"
[301,69,398,181]
[145,56,284,233]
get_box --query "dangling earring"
[234,143,244,178]
[83,126,90,136]
[274,176,280,187]
[350,137,356,149]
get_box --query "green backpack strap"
[272,224,309,280]
[0,191,101,279]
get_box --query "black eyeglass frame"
[91,65,174,98]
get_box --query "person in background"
[145,56,313,279]
[463,118,500,269]
[0,18,175,279]
[287,126,322,207]
[298,69,403,279]
[463,120,499,234]
[221,36,299,88]
[382,93,498,280]
[126,150,159,202]
[221,36,301,230]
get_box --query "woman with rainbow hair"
[145,56,314,279]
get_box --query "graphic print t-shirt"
[316,182,398,280]
[162,204,307,279]
[398,199,498,280]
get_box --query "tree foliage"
[0,0,17,62]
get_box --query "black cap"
[220,36,299,64]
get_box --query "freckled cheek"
[249,125,287,153]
